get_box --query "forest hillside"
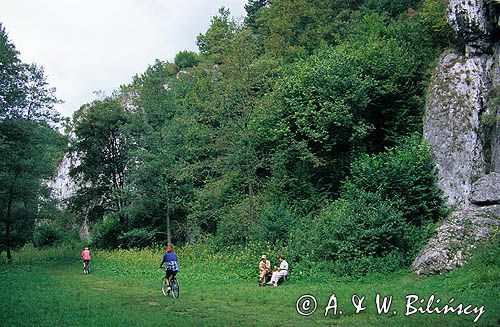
[1,0,499,278]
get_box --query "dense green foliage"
[0,23,65,261]
[341,136,448,225]
[288,137,443,275]
[69,98,128,227]
[60,0,453,275]
[2,0,455,274]
[33,224,64,247]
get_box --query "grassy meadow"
[0,243,498,327]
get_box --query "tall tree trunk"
[245,140,255,223]
[6,222,12,263]
[248,179,255,222]
[6,186,13,263]
[166,199,172,246]
[166,208,172,246]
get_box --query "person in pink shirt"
[81,247,91,272]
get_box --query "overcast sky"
[1,0,248,118]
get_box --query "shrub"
[311,192,413,261]
[118,228,156,248]
[174,50,200,69]
[252,202,297,245]
[287,136,444,275]
[322,251,410,277]
[92,214,123,249]
[215,201,251,246]
[33,224,63,247]
[290,190,435,276]
[341,135,448,225]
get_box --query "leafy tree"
[262,47,374,196]
[0,119,65,260]
[188,24,282,243]
[122,59,196,246]
[0,24,60,122]
[244,0,269,32]
[174,50,200,69]
[362,0,421,16]
[259,0,364,60]
[218,28,266,224]
[0,23,63,261]
[70,98,128,226]
[196,7,238,63]
[0,23,24,117]
[128,59,177,128]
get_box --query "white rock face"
[424,52,493,206]
[411,205,500,275]
[47,152,90,241]
[490,45,500,173]
[424,0,499,207]
[447,0,497,55]
[47,153,79,204]
[414,0,500,275]
[471,172,500,204]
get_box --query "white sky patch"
[0,0,248,117]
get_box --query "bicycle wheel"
[83,261,91,274]
[161,278,169,297]
[170,278,180,299]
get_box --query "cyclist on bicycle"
[81,247,91,271]
[159,247,179,291]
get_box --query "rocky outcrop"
[424,52,492,206]
[411,205,500,275]
[47,152,89,241]
[424,0,499,207]
[413,0,500,274]
[47,153,79,204]
[447,0,498,56]
[79,219,91,242]
[490,45,500,173]
[471,172,500,205]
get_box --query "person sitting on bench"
[258,255,271,286]
[267,255,288,286]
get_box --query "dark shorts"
[165,270,177,279]
[83,260,90,266]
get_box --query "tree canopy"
[0,23,65,261]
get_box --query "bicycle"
[161,275,180,299]
[83,260,91,274]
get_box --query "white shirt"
[280,260,288,271]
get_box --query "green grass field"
[1,245,498,326]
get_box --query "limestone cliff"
[47,152,91,241]
[425,0,499,207]
[412,0,500,274]
[47,153,78,204]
